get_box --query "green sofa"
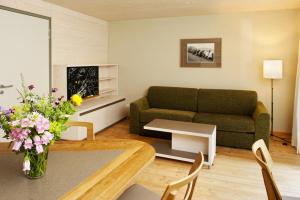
[130,86,270,149]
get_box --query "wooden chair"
[66,121,95,141]
[118,152,204,200]
[252,139,300,200]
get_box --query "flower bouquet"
[0,81,82,178]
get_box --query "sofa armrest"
[252,101,270,147]
[129,97,149,134]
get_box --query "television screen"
[67,66,99,99]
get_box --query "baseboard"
[95,117,128,135]
[272,131,291,139]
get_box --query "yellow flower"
[71,94,83,106]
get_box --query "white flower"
[20,118,35,128]
[12,141,22,151]
[25,96,38,103]
[30,112,41,120]
[10,120,20,126]
[23,159,30,171]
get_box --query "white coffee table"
[144,119,216,168]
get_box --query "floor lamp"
[263,60,283,136]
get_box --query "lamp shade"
[263,60,283,79]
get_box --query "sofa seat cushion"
[140,108,196,123]
[193,113,255,133]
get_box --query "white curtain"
[292,41,300,154]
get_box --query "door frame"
[0,5,52,92]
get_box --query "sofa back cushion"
[147,86,198,112]
[197,89,257,115]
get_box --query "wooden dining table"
[0,139,155,200]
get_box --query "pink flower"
[44,131,54,141]
[33,135,42,145]
[35,116,50,134]
[10,128,30,141]
[12,141,22,151]
[10,128,23,140]
[21,118,34,128]
[41,135,50,145]
[23,159,30,171]
[34,136,43,154]
[24,138,33,149]
[36,145,43,154]
[21,129,30,139]
[41,131,54,145]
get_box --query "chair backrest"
[252,139,282,200]
[66,121,95,141]
[161,152,204,200]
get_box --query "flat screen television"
[67,66,99,99]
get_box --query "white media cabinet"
[62,95,127,140]
[53,64,127,140]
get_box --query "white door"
[0,7,50,142]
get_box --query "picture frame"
[180,38,222,68]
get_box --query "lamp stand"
[271,79,274,136]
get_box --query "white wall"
[0,0,108,65]
[109,10,299,133]
[0,1,298,133]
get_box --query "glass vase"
[24,146,49,179]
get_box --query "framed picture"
[180,38,222,68]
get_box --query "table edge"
[0,139,156,200]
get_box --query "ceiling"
[45,0,300,21]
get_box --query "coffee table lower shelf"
[152,140,209,165]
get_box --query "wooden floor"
[96,119,300,200]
